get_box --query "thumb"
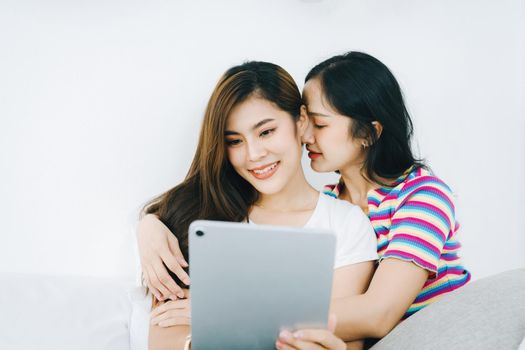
[328,313,337,333]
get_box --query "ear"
[297,105,309,137]
[371,121,383,141]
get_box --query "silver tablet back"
[189,220,335,350]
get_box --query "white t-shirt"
[304,193,378,269]
[250,193,378,269]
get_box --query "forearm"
[332,293,395,340]
[148,324,190,350]
[332,259,429,341]
[329,262,382,340]
[346,340,364,350]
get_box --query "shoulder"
[399,167,451,191]
[319,193,364,218]
[392,168,457,225]
[396,168,454,204]
[318,194,370,231]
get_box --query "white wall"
[1,0,524,281]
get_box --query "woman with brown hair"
[144,61,377,349]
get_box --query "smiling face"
[302,78,366,173]
[225,96,307,195]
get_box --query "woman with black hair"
[274,52,470,349]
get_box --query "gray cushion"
[371,269,525,350]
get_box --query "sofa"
[1,269,523,349]
[371,268,525,350]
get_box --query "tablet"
[188,220,336,350]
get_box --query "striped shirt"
[323,166,471,318]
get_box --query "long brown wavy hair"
[143,61,303,292]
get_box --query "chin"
[252,182,286,196]
[310,161,333,173]
[246,175,287,195]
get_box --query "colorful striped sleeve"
[382,176,456,277]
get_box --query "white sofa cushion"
[0,273,133,350]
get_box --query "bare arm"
[331,261,375,299]
[149,288,192,349]
[148,324,190,350]
[331,261,375,350]
[332,259,429,340]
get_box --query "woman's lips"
[249,161,280,180]
[308,152,322,160]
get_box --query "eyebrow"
[224,118,275,136]
[306,109,332,118]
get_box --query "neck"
[256,168,318,212]
[338,164,377,207]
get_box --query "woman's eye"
[226,139,242,146]
[314,124,327,129]
[260,128,276,137]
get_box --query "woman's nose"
[247,140,267,162]
[301,121,315,145]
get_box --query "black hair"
[305,51,425,186]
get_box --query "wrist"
[138,214,159,234]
